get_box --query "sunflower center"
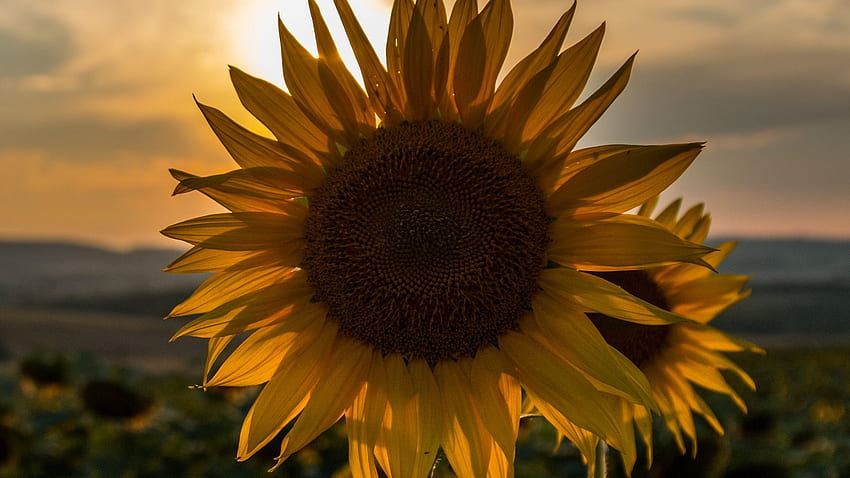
[587,270,671,368]
[303,120,549,362]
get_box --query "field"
[2,308,849,477]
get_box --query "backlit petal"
[346,355,388,478]
[489,4,575,120]
[501,331,633,454]
[278,17,358,146]
[167,265,298,318]
[274,338,373,466]
[228,66,330,159]
[547,143,702,216]
[538,267,692,325]
[524,55,635,175]
[454,0,512,128]
[375,355,440,478]
[549,213,715,271]
[470,347,520,468]
[161,209,305,251]
[502,24,604,153]
[237,322,338,460]
[207,304,326,387]
[435,359,493,478]
[333,0,403,121]
[527,296,654,407]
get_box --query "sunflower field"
[2,345,849,478]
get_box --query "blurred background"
[1,0,849,476]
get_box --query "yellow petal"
[687,213,712,244]
[202,335,233,387]
[615,399,638,473]
[346,355,389,478]
[524,55,635,175]
[160,209,305,250]
[308,0,374,131]
[657,377,698,452]
[442,0,478,121]
[637,195,660,218]
[679,325,763,353]
[676,360,747,411]
[652,241,739,285]
[486,438,512,478]
[691,391,724,435]
[469,347,520,468]
[653,198,682,228]
[453,0,513,129]
[632,404,653,466]
[538,267,691,325]
[408,359,443,476]
[333,0,403,122]
[163,247,276,274]
[416,0,448,57]
[168,265,297,318]
[277,17,357,146]
[527,394,599,467]
[435,359,493,478]
[170,167,320,212]
[667,274,751,323]
[195,99,330,169]
[171,278,315,340]
[399,0,448,120]
[672,203,705,238]
[374,354,414,477]
[549,213,715,271]
[237,321,338,460]
[417,0,448,107]
[206,304,326,387]
[274,338,374,466]
[701,240,739,269]
[500,331,631,453]
[643,368,686,452]
[528,295,654,408]
[678,343,757,390]
[228,66,330,160]
[489,4,575,121]
[386,0,414,103]
[547,143,703,216]
[533,143,636,195]
[375,355,440,478]
[504,24,605,152]
[402,4,435,120]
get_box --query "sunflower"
[162,0,717,475]
[537,198,762,473]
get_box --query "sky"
[1,0,848,250]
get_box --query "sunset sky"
[2,0,849,249]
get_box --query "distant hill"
[709,238,850,285]
[0,241,201,315]
[1,239,848,334]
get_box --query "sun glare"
[233,0,390,90]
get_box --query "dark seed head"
[304,120,549,363]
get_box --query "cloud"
[582,47,850,144]
[0,149,229,248]
[0,0,245,124]
[0,116,203,161]
[709,127,801,151]
[0,10,73,79]
[525,1,850,146]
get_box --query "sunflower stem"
[592,440,608,478]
